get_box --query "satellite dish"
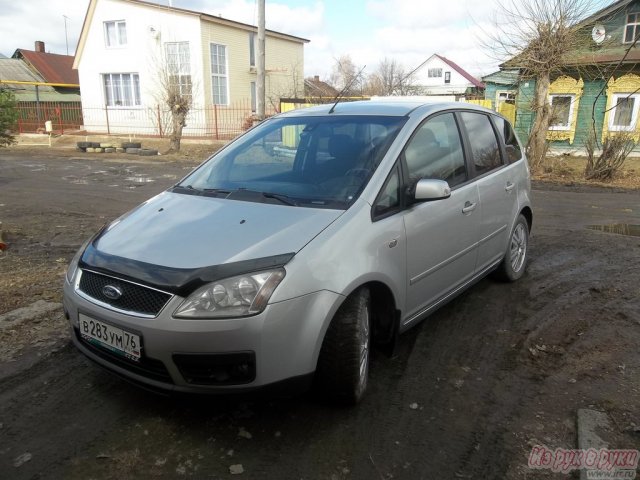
[592,24,606,44]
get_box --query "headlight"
[174,268,286,319]
[66,239,89,284]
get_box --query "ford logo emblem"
[102,285,123,300]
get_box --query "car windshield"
[176,114,407,209]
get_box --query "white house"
[73,0,308,137]
[411,54,484,98]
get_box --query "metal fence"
[14,101,84,134]
[12,99,278,139]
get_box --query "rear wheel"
[493,214,529,282]
[316,287,371,404]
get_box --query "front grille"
[173,352,256,385]
[78,270,171,316]
[75,328,173,383]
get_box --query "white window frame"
[104,20,127,48]
[548,94,575,131]
[165,42,192,98]
[624,13,640,44]
[428,68,442,78]
[496,90,516,106]
[210,42,229,106]
[102,73,141,107]
[249,32,256,68]
[609,93,640,131]
[444,71,451,84]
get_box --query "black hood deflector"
[79,243,295,297]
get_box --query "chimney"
[35,41,45,53]
[314,75,320,82]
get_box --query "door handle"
[462,201,477,214]
[505,181,515,192]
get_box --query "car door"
[402,112,480,325]
[458,112,520,272]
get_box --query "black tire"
[138,149,158,156]
[122,142,142,149]
[77,141,91,149]
[316,287,371,405]
[493,214,529,282]
[90,142,101,148]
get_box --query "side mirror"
[413,178,451,202]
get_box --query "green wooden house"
[504,0,640,150]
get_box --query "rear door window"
[459,112,503,176]
[493,116,523,164]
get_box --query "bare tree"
[266,62,304,112]
[483,0,594,171]
[328,55,363,96]
[151,45,196,152]
[365,57,421,96]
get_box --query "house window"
[103,73,140,106]
[609,93,640,131]
[548,95,574,130]
[624,13,640,43]
[444,72,451,84]
[104,20,127,47]
[428,68,442,78]
[496,90,516,106]
[250,81,257,112]
[165,42,192,98]
[210,43,228,105]
[249,32,256,68]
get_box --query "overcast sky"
[0,0,611,79]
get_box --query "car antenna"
[328,64,367,114]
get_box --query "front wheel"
[316,287,371,405]
[493,214,529,282]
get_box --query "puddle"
[125,175,154,184]
[587,224,640,237]
[62,175,89,185]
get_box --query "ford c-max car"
[63,101,532,404]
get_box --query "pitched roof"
[576,0,633,27]
[304,76,339,97]
[0,58,47,84]
[434,54,484,88]
[13,49,79,85]
[482,69,520,85]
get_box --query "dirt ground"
[0,145,639,479]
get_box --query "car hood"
[93,191,343,269]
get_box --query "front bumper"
[63,276,342,394]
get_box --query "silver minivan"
[63,101,532,404]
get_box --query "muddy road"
[1,151,639,479]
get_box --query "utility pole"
[257,0,265,120]
[63,15,69,55]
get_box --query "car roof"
[276,100,497,118]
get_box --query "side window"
[459,112,503,175]
[373,165,401,219]
[493,116,522,164]
[403,112,467,188]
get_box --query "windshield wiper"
[261,192,298,206]
[173,185,232,197]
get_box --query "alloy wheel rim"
[358,307,370,389]
[510,223,527,272]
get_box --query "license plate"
[78,314,141,361]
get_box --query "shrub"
[585,133,635,181]
[0,88,17,147]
